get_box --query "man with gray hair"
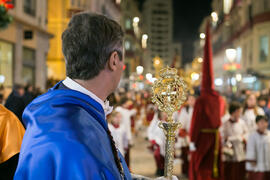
[14,12,177,180]
[14,12,129,180]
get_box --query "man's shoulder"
[26,89,100,117]
[22,90,108,135]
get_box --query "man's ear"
[108,51,118,71]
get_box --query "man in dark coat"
[22,84,35,106]
[5,84,26,124]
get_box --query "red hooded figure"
[189,22,224,180]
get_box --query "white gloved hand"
[155,175,178,180]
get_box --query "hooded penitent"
[189,21,224,180]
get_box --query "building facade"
[0,0,52,91]
[120,0,142,78]
[47,0,121,81]
[91,0,121,22]
[171,42,182,68]
[142,0,174,74]
[195,0,270,92]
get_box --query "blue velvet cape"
[14,83,132,180]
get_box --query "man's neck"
[74,74,111,101]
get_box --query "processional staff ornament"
[152,66,187,179]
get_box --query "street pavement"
[130,128,188,179]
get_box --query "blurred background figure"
[22,84,35,107]
[242,94,265,132]
[0,94,4,105]
[115,97,137,168]
[0,105,25,180]
[108,110,126,155]
[221,101,248,180]
[4,84,25,125]
[246,115,270,180]
[147,110,166,176]
[146,104,155,126]
[33,87,43,98]
[258,95,270,127]
[174,94,196,178]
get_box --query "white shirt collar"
[62,77,113,115]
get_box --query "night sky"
[136,0,212,65]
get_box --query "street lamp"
[225,48,237,92]
[136,66,144,75]
[200,33,206,39]
[142,34,148,40]
[225,48,237,62]
[198,57,203,63]
[142,34,148,49]
[191,72,200,81]
[153,56,163,77]
[211,12,218,23]
[154,57,161,66]
[133,17,140,23]
[236,73,242,82]
[146,73,152,81]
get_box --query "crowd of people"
[104,88,270,180]
[1,84,43,125]
[1,80,270,180]
[0,84,44,179]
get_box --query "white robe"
[221,113,230,124]
[246,130,270,172]
[241,107,265,133]
[174,106,193,148]
[176,106,193,132]
[108,123,126,155]
[115,106,136,148]
[220,118,248,162]
[147,114,166,156]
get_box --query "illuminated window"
[125,19,131,29]
[22,47,35,85]
[0,41,13,87]
[125,41,131,50]
[259,35,269,62]
[236,47,242,63]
